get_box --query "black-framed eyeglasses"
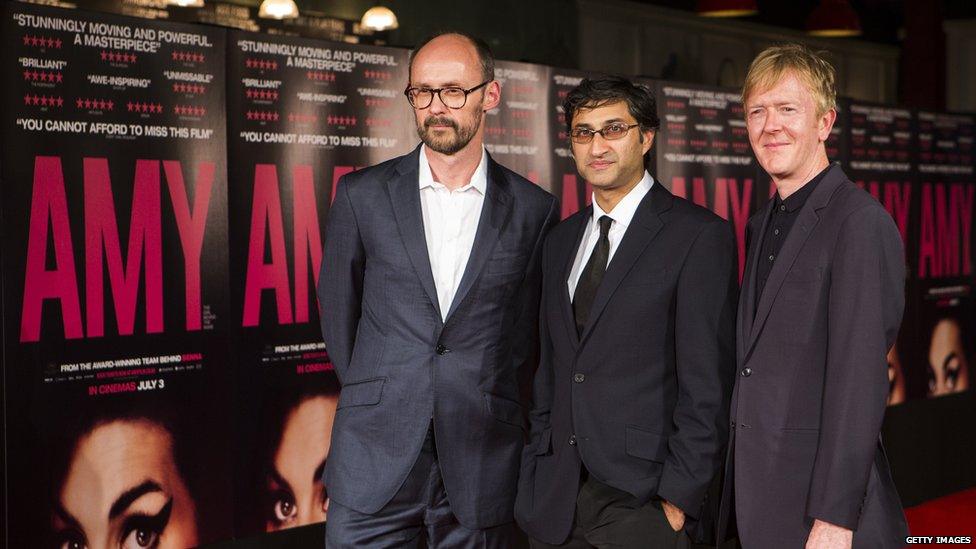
[404,81,490,109]
[570,123,640,144]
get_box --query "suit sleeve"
[806,205,905,529]
[520,199,558,441]
[658,219,737,519]
[317,175,365,383]
[513,198,559,401]
[515,201,557,526]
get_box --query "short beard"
[417,112,481,155]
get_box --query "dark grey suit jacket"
[515,182,738,545]
[718,164,910,548]
[317,146,557,529]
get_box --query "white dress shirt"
[567,171,655,299]
[418,144,488,320]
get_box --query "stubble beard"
[417,110,482,155]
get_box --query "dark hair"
[563,75,660,135]
[408,31,495,83]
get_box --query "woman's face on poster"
[887,344,906,405]
[928,318,971,397]
[265,395,338,531]
[53,419,199,549]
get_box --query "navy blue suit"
[318,146,557,538]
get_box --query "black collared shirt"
[754,166,830,313]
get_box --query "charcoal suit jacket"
[515,181,737,544]
[717,163,910,548]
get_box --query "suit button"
[741,367,752,377]
[435,344,449,355]
[569,435,577,446]
[573,373,585,383]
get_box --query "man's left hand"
[805,519,853,549]
[662,500,685,532]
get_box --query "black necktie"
[574,215,613,336]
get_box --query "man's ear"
[482,80,501,112]
[641,129,655,156]
[818,109,837,142]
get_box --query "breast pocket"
[485,252,529,277]
[780,267,824,342]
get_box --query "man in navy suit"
[515,76,737,548]
[318,31,557,547]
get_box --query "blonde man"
[717,44,909,548]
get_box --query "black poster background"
[225,30,414,537]
[654,82,755,280]
[484,60,552,192]
[911,111,975,403]
[1,3,232,546]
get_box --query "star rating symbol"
[246,89,279,101]
[22,35,61,48]
[102,51,136,63]
[77,98,114,111]
[327,115,358,126]
[365,117,392,127]
[175,105,206,117]
[24,94,62,107]
[306,71,336,82]
[246,110,280,121]
[126,102,162,114]
[364,70,390,80]
[245,59,277,70]
[174,83,207,94]
[172,51,206,63]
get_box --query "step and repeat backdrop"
[1,2,973,545]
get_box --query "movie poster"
[1,3,232,546]
[911,111,974,402]
[225,31,414,537]
[845,102,918,405]
[654,82,755,279]
[484,60,552,192]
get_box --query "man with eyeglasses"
[515,76,736,548]
[318,31,557,548]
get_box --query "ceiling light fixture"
[361,5,399,31]
[807,0,862,37]
[697,0,758,18]
[258,0,299,20]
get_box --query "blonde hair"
[742,43,837,116]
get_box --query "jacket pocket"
[337,377,386,409]
[625,425,669,463]
[484,392,524,428]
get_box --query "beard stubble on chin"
[417,111,481,155]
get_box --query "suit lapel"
[559,208,591,348]
[578,183,670,346]
[387,146,442,321]
[743,164,846,357]
[444,155,513,322]
[737,204,771,362]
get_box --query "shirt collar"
[591,171,655,230]
[775,164,830,213]
[418,144,488,195]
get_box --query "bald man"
[318,31,557,547]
